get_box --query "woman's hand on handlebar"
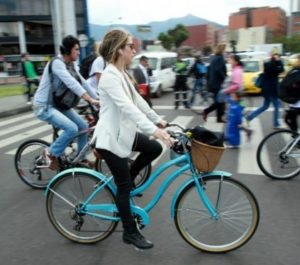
[153,128,174,147]
[156,119,168,128]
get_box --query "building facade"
[181,24,216,51]
[229,6,287,38]
[292,11,300,35]
[0,0,90,78]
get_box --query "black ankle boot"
[123,230,154,249]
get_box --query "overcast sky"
[87,0,293,26]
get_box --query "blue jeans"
[189,78,207,105]
[246,97,281,127]
[34,105,88,158]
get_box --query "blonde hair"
[215,43,226,55]
[99,29,131,63]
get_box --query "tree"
[230,40,237,54]
[272,35,300,53]
[158,32,173,50]
[167,24,189,48]
[158,24,189,50]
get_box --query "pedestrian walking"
[221,55,252,148]
[21,52,40,103]
[284,54,300,131]
[245,53,284,128]
[173,54,190,109]
[202,44,227,123]
[133,55,153,107]
[188,56,208,106]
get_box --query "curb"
[0,106,32,119]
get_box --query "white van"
[131,51,177,97]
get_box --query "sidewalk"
[0,95,33,118]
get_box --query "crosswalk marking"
[237,118,263,175]
[0,119,43,137]
[0,112,35,127]
[0,112,288,176]
[203,117,225,132]
[6,134,53,155]
[0,124,52,149]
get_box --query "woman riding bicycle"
[33,35,99,170]
[94,29,173,249]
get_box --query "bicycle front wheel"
[174,176,259,253]
[15,139,56,189]
[257,129,300,179]
[46,172,118,244]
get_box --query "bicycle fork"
[193,175,220,220]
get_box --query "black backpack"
[278,68,300,104]
[79,53,98,79]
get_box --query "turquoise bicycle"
[45,124,260,253]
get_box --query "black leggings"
[97,133,162,232]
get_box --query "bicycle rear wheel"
[174,176,259,253]
[257,129,300,180]
[15,139,56,189]
[46,172,118,244]
[96,157,151,188]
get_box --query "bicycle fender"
[131,206,150,226]
[45,167,116,196]
[170,170,232,218]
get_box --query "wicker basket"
[191,139,225,172]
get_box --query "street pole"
[288,0,294,38]
[50,0,62,55]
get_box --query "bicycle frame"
[280,133,300,159]
[46,150,232,227]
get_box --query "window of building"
[0,0,50,16]
[0,22,18,37]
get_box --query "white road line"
[202,117,225,132]
[0,113,35,127]
[153,105,283,112]
[0,124,52,149]
[0,119,43,137]
[237,118,263,175]
[6,134,53,155]
[152,115,194,166]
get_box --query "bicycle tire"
[256,129,300,180]
[14,139,56,189]
[96,158,151,188]
[46,171,118,244]
[174,175,259,253]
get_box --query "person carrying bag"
[33,35,99,170]
[49,57,81,110]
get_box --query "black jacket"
[207,55,227,93]
[262,59,284,97]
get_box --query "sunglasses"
[126,43,135,50]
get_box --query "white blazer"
[94,64,162,158]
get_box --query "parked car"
[131,51,177,97]
[242,59,264,94]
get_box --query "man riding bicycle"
[33,35,99,170]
